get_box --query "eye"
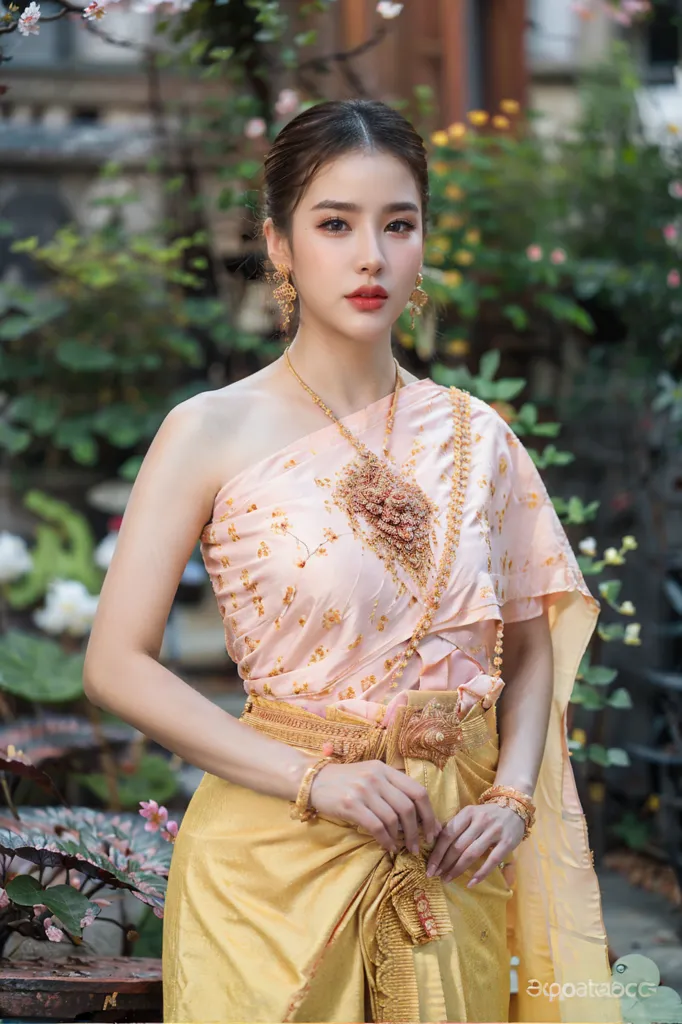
[387,219,417,234]
[319,218,349,234]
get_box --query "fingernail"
[411,845,420,856]
[426,865,436,878]
[426,833,434,844]
[467,877,479,888]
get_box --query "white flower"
[603,547,624,565]
[0,531,33,584]
[624,623,642,646]
[621,535,638,551]
[18,1,41,36]
[94,532,118,570]
[33,579,99,638]
[275,88,300,118]
[578,536,597,558]
[376,1,403,18]
[244,117,266,139]
[0,888,9,910]
[619,601,636,616]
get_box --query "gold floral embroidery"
[323,527,339,542]
[257,541,270,558]
[522,491,539,510]
[361,675,377,692]
[322,608,342,629]
[499,455,508,475]
[316,546,328,556]
[323,499,334,514]
[244,636,260,652]
[332,447,437,591]
[253,596,265,617]
[338,686,356,700]
[292,681,310,694]
[348,634,363,649]
[479,586,494,599]
[283,586,296,605]
[315,477,332,488]
[298,616,307,627]
[267,656,285,677]
[261,681,271,694]
[246,503,258,513]
[271,517,291,535]
[296,559,306,568]
[242,662,252,679]
[307,646,329,665]
[477,475,488,490]
[201,525,217,545]
[213,573,224,590]
[228,524,240,542]
[220,554,231,568]
[283,458,297,469]
[376,615,389,632]
[229,592,238,609]
[369,597,380,623]
[384,654,401,672]
[240,569,257,593]
[274,616,282,630]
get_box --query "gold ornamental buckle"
[395,698,466,771]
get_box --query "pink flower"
[44,918,64,943]
[91,898,112,908]
[550,248,567,264]
[161,820,179,844]
[275,89,299,118]
[663,223,678,244]
[32,903,48,915]
[670,181,682,200]
[244,118,266,140]
[153,906,164,919]
[667,269,680,288]
[83,0,108,18]
[139,799,168,833]
[0,888,9,910]
[18,1,41,35]
[526,244,543,262]
[80,908,97,929]
[571,1,594,19]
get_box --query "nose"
[356,227,385,278]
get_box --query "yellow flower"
[445,183,464,201]
[430,235,450,252]
[448,122,467,139]
[432,161,449,176]
[621,535,638,551]
[467,110,489,126]
[619,601,636,616]
[492,115,510,130]
[645,794,660,812]
[445,338,470,356]
[439,213,464,230]
[500,99,520,115]
[396,331,414,348]
[624,623,642,646]
[443,270,463,287]
[464,228,480,245]
[667,124,680,135]
[430,130,449,147]
[571,728,587,746]
[454,249,475,266]
[429,251,445,265]
[603,547,624,565]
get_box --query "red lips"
[345,286,389,299]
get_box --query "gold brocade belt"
[239,692,499,1022]
[240,690,496,771]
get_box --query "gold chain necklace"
[284,345,403,461]
[284,345,437,591]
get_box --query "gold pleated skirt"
[162,690,518,1023]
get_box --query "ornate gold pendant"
[333,452,436,590]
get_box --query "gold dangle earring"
[272,263,297,332]
[408,271,428,330]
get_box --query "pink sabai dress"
[162,378,621,1024]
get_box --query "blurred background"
[0,0,682,1019]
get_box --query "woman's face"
[266,149,424,342]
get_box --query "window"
[645,0,681,84]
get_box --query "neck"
[284,329,398,417]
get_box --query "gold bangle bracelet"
[290,756,334,822]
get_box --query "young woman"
[84,100,621,1024]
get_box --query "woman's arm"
[493,610,554,796]
[83,397,317,804]
[84,396,441,850]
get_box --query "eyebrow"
[310,200,420,215]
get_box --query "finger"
[391,773,441,843]
[443,830,497,883]
[385,786,421,855]
[365,793,402,849]
[354,806,399,854]
[466,845,510,888]
[426,807,474,876]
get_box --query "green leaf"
[0,315,36,341]
[0,422,31,455]
[0,631,84,702]
[502,304,528,330]
[492,378,525,401]
[583,665,618,686]
[42,884,94,938]
[479,349,500,381]
[531,421,561,437]
[208,46,234,61]
[587,743,611,766]
[76,753,178,810]
[56,341,117,372]
[293,29,317,47]
[119,456,143,481]
[607,687,633,709]
[6,875,44,906]
[606,747,631,767]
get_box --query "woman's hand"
[425,802,525,885]
[309,761,442,855]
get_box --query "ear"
[263,217,292,271]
